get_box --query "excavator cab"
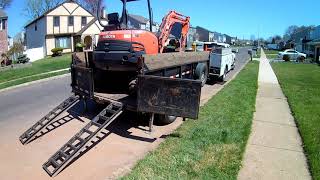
[98,0,153,32]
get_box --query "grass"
[0,70,69,90]
[122,61,259,179]
[0,54,71,84]
[264,50,280,54]
[255,49,280,59]
[272,63,320,180]
[264,50,280,59]
[266,54,279,59]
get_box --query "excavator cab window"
[108,13,120,26]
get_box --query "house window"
[35,23,37,31]
[68,16,74,26]
[0,19,6,30]
[54,16,60,27]
[81,16,87,26]
[55,36,71,49]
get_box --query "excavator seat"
[103,13,120,31]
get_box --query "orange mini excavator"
[94,0,190,72]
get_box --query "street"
[0,48,250,180]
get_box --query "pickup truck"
[209,48,236,81]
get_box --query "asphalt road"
[0,48,250,180]
[0,48,249,124]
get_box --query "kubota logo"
[103,34,116,39]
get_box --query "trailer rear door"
[137,75,201,119]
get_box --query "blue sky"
[5,0,320,39]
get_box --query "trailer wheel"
[155,114,177,125]
[195,63,208,87]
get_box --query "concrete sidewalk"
[238,50,311,180]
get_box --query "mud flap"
[71,65,94,98]
[137,75,202,119]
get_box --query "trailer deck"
[94,92,137,111]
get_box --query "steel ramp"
[19,95,80,145]
[43,102,123,177]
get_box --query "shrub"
[16,54,30,64]
[283,54,290,62]
[51,47,64,57]
[75,43,85,52]
[297,56,305,62]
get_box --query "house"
[290,27,314,53]
[196,26,214,42]
[24,0,103,61]
[225,34,232,44]
[186,26,198,48]
[231,37,237,45]
[128,14,159,33]
[307,25,320,62]
[0,8,8,56]
[8,36,13,49]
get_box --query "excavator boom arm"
[158,11,190,53]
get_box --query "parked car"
[278,49,306,61]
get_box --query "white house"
[24,0,103,61]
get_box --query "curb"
[0,73,70,94]
[0,68,69,86]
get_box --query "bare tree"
[78,0,103,15]
[24,0,63,19]
[284,25,315,40]
[0,0,12,9]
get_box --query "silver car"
[278,49,307,60]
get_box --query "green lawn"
[264,50,280,60]
[0,54,71,89]
[0,54,71,84]
[122,62,259,179]
[272,63,320,180]
[264,50,280,54]
[266,54,279,59]
[255,49,280,59]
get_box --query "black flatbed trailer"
[71,51,210,118]
[20,50,210,176]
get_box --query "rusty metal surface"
[71,65,94,98]
[72,51,93,67]
[137,75,201,119]
[143,51,210,72]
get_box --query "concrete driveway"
[0,48,250,180]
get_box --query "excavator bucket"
[137,75,201,119]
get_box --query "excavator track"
[43,102,123,176]
[19,95,80,145]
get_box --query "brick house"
[0,8,8,56]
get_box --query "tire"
[155,114,177,125]
[219,66,228,82]
[195,63,208,87]
[299,56,305,62]
[231,61,235,70]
